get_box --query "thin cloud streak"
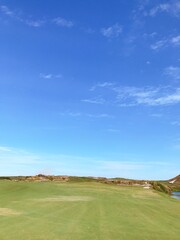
[164,66,180,80]
[26,20,46,27]
[171,35,180,45]
[52,17,74,27]
[151,39,168,50]
[151,35,180,50]
[0,4,74,28]
[0,5,14,16]
[101,23,122,38]
[149,1,180,17]
[82,97,106,105]
[59,111,113,119]
[84,83,180,107]
[40,73,62,79]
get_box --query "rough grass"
[0,181,179,240]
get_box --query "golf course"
[0,180,179,240]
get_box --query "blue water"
[171,192,180,200]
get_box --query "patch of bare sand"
[0,208,22,216]
[35,196,94,202]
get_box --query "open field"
[0,181,179,240]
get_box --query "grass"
[0,181,179,240]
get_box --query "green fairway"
[0,181,179,240]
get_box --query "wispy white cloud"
[170,35,180,47]
[87,113,113,119]
[53,17,74,27]
[0,5,75,29]
[0,4,45,28]
[40,73,62,79]
[117,87,180,106]
[149,91,180,105]
[26,20,45,27]
[0,5,14,16]
[101,23,122,38]
[137,0,150,11]
[130,1,180,53]
[149,4,170,16]
[171,35,180,45]
[82,96,105,105]
[143,32,157,38]
[85,82,180,107]
[60,111,82,117]
[164,66,180,80]
[150,39,168,50]
[151,35,180,50]
[59,111,113,119]
[149,1,180,17]
[90,82,115,91]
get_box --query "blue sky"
[0,0,180,179]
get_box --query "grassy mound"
[151,181,172,194]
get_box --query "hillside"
[166,175,180,191]
[169,174,180,184]
[0,174,179,192]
